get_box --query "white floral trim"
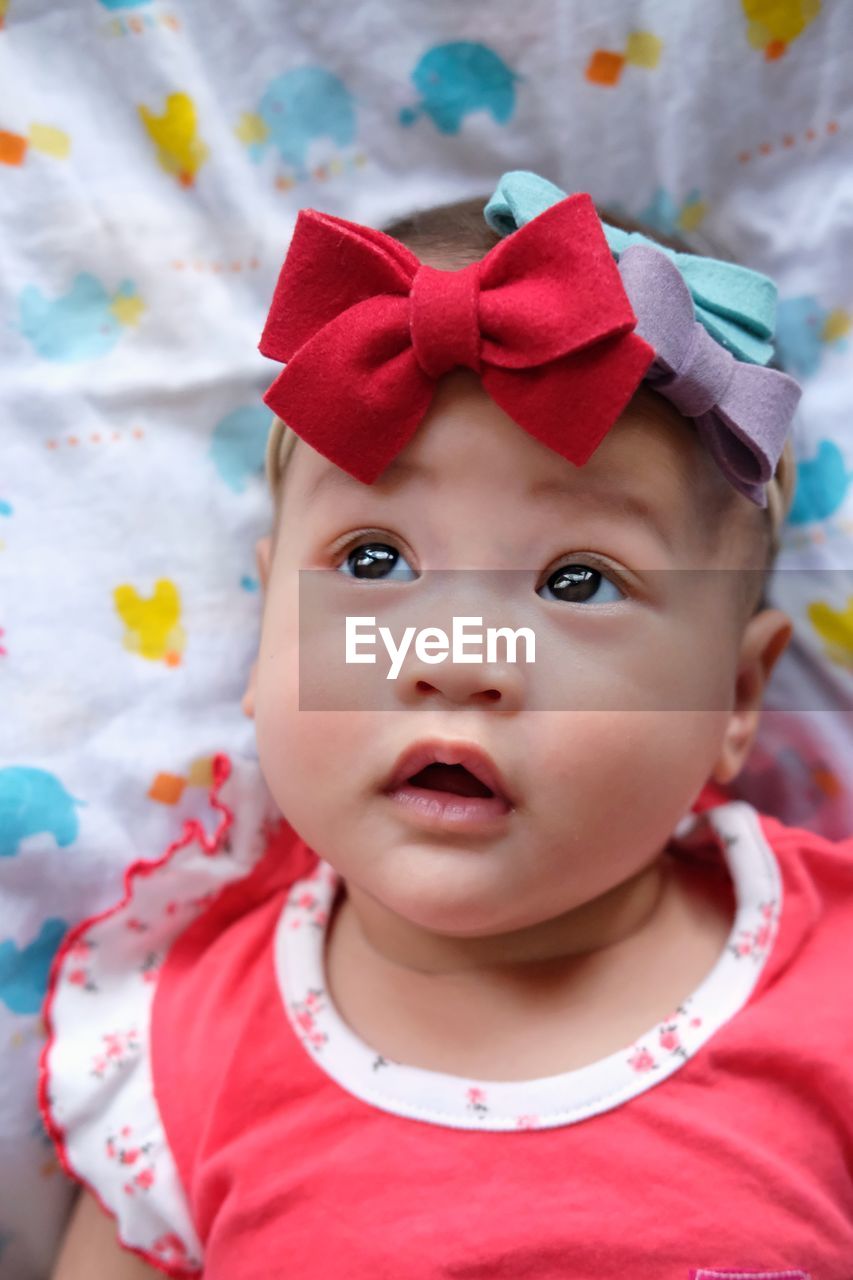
[41,753,278,1275]
[275,801,782,1132]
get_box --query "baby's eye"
[337,542,417,582]
[537,563,625,605]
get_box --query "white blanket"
[1,1,851,1273]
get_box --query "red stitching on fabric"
[37,751,236,1279]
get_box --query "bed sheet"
[1,1,851,1274]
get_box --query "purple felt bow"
[617,244,802,507]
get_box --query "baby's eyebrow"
[303,461,678,554]
[530,477,677,553]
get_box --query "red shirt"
[42,755,853,1279]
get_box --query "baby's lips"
[383,737,516,807]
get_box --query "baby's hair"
[266,194,796,617]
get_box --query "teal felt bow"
[484,171,778,367]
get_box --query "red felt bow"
[259,194,655,482]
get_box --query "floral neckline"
[274,801,782,1131]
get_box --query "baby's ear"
[711,607,793,786]
[241,537,274,719]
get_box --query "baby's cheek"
[534,708,729,848]
[613,710,729,797]
[255,669,369,847]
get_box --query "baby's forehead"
[287,379,705,524]
[278,410,765,610]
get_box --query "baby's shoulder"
[745,806,853,1008]
[752,806,853,879]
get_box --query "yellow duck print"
[807,595,853,671]
[114,578,186,667]
[742,0,821,59]
[138,92,209,187]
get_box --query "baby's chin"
[318,821,568,940]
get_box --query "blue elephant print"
[0,766,86,858]
[633,188,681,237]
[249,67,356,175]
[636,187,706,239]
[0,918,69,1015]
[18,274,141,361]
[775,295,849,379]
[400,42,519,134]
[788,439,852,525]
[209,405,272,494]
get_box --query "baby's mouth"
[386,768,511,830]
[379,737,514,814]
[405,762,495,800]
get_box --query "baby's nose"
[393,575,534,712]
[394,639,526,714]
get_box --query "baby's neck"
[324,848,735,1080]
[333,853,670,981]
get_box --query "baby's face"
[249,373,785,937]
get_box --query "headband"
[260,180,802,506]
[486,171,780,365]
[484,172,802,506]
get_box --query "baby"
[45,172,853,1279]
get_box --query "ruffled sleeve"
[39,751,278,1277]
